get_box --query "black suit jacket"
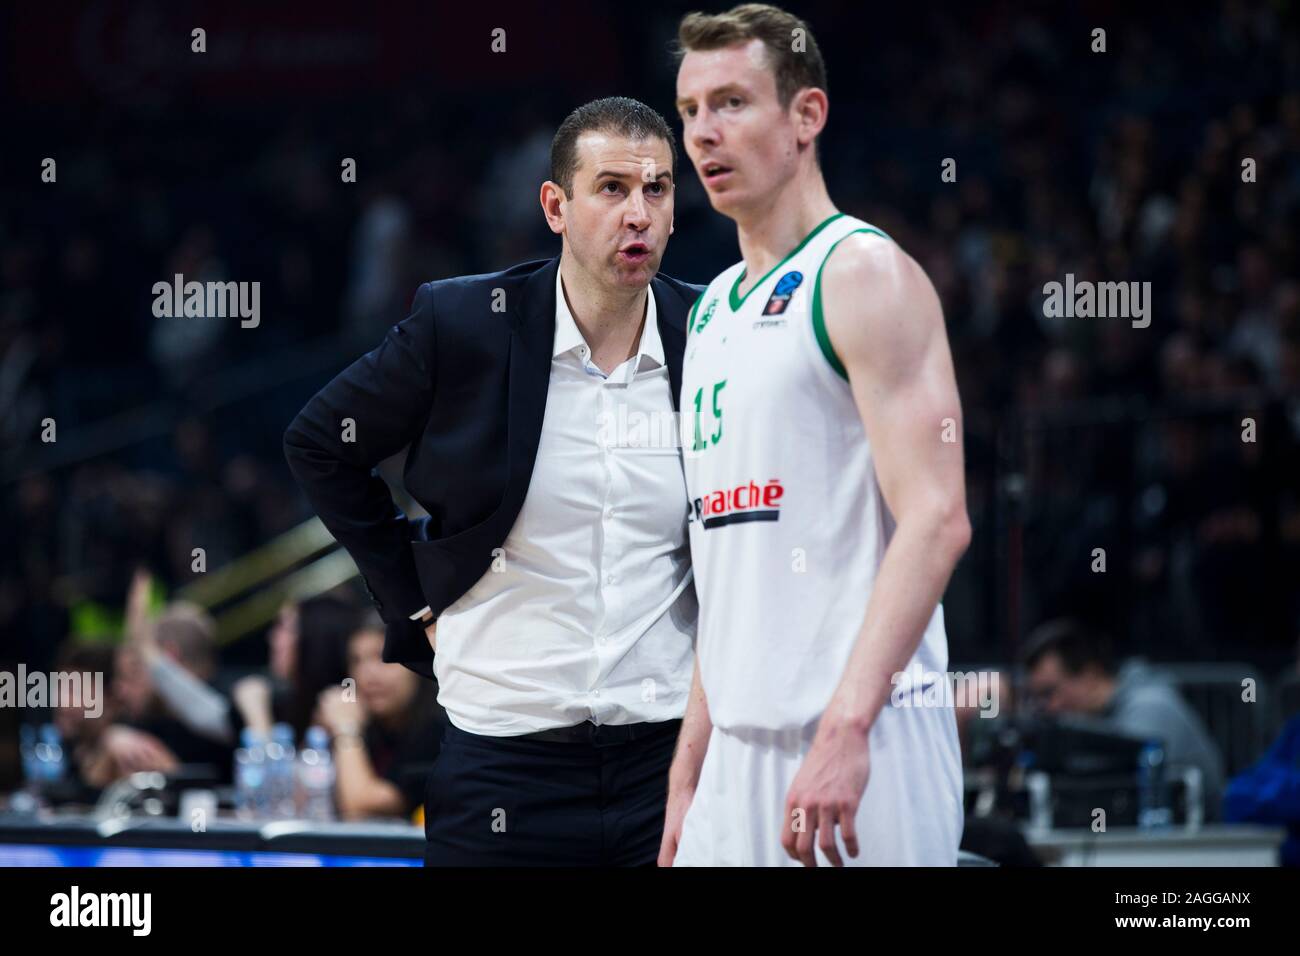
[284,256,703,678]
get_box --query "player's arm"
[781,235,969,866]
[820,234,970,737]
[659,656,712,866]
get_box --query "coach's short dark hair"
[1021,619,1116,676]
[550,96,677,200]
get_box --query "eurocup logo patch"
[762,270,803,316]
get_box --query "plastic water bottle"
[1182,765,1204,830]
[266,723,297,819]
[297,725,336,822]
[1025,771,1053,831]
[10,725,46,813]
[234,728,269,821]
[37,724,66,785]
[19,725,40,786]
[1137,741,1172,829]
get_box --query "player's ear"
[792,87,828,146]
[540,181,567,236]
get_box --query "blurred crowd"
[1,1,1298,833]
[12,569,442,823]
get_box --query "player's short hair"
[550,96,678,200]
[1021,619,1116,676]
[674,3,828,109]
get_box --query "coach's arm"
[781,234,971,866]
[282,283,437,643]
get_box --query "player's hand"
[781,718,871,867]
[424,619,437,652]
[657,785,695,866]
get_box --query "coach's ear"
[540,180,567,236]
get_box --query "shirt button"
[606,574,616,584]
[605,508,615,519]
[593,689,601,698]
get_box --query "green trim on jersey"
[687,292,703,334]
[728,212,845,312]
[811,227,891,381]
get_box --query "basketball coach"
[283,97,702,866]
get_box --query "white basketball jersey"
[682,212,952,732]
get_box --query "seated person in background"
[315,612,444,821]
[230,599,302,737]
[1223,639,1300,866]
[47,640,178,792]
[1023,618,1226,819]
[111,584,238,782]
[125,568,240,749]
[232,592,358,740]
[49,643,134,800]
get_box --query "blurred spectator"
[1023,618,1227,818]
[231,593,358,740]
[343,195,414,349]
[125,569,238,748]
[110,585,237,782]
[1223,638,1300,866]
[314,612,443,821]
[48,642,118,802]
[48,639,181,792]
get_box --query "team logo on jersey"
[693,297,719,335]
[688,477,784,529]
[760,271,803,317]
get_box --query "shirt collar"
[553,268,586,359]
[554,267,664,371]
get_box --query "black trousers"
[423,718,680,866]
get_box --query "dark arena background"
[0,0,1297,935]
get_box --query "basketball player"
[661,4,970,866]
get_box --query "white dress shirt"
[425,268,697,736]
